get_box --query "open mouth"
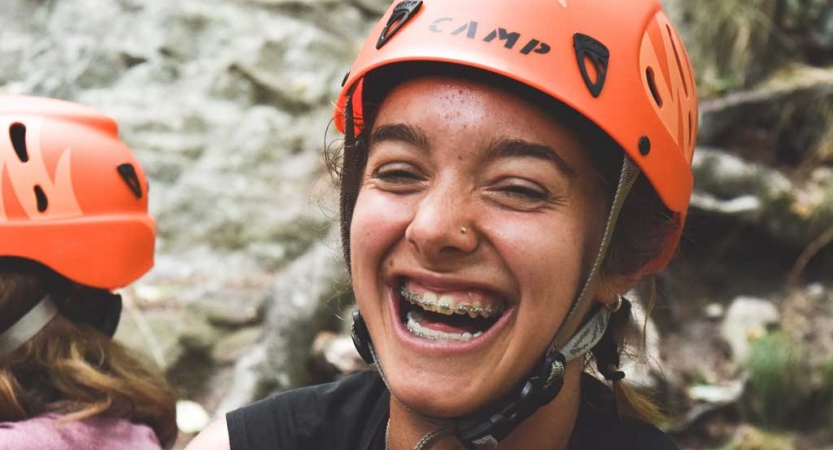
[396,279,507,342]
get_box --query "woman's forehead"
[374,77,580,142]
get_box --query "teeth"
[438,294,454,316]
[422,292,438,312]
[400,285,505,319]
[406,311,484,341]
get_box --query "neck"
[387,361,583,450]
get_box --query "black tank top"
[227,370,680,450]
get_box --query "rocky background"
[1,0,832,448]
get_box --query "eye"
[499,183,550,201]
[373,163,421,182]
[486,178,556,210]
[368,162,426,193]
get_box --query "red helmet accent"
[0,95,154,289]
[334,0,698,272]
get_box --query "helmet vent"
[646,67,663,107]
[573,34,609,98]
[666,24,689,97]
[9,123,29,163]
[34,185,48,212]
[376,1,423,50]
[117,163,143,199]
[688,112,694,148]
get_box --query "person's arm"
[183,416,231,450]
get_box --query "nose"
[405,183,479,260]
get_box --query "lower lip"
[388,285,514,356]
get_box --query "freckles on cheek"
[350,191,412,262]
[498,220,585,279]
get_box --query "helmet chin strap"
[551,155,641,354]
[0,295,59,358]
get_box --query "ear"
[594,271,641,307]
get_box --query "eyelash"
[371,165,423,184]
[498,184,551,201]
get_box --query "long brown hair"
[0,258,178,448]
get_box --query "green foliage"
[743,331,809,427]
[682,0,784,94]
[677,0,833,94]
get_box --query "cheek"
[488,213,591,311]
[349,189,412,283]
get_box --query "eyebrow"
[369,123,430,151]
[369,124,577,179]
[484,138,577,178]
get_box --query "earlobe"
[594,272,641,308]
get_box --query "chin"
[392,379,487,418]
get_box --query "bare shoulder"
[183,416,231,450]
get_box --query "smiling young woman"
[188,1,697,449]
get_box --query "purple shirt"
[0,414,162,450]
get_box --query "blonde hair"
[590,279,668,425]
[0,259,178,448]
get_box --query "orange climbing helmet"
[0,95,154,289]
[335,0,698,272]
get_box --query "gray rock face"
[0,0,375,294]
[0,0,381,420]
[693,69,833,250]
[721,297,780,364]
[215,227,352,412]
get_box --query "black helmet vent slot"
[34,185,48,212]
[573,33,610,98]
[377,1,423,50]
[667,24,688,97]
[10,123,29,163]
[117,163,143,199]
[646,67,663,108]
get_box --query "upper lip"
[387,269,515,306]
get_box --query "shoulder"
[185,416,230,450]
[569,376,680,450]
[0,415,62,450]
[226,370,388,450]
[0,415,162,450]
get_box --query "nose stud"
[460,226,468,234]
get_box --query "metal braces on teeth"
[405,311,484,341]
[399,286,504,318]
